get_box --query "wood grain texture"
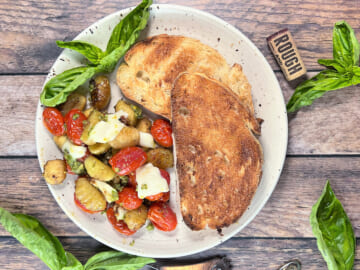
[1,0,360,73]
[0,73,359,156]
[0,157,359,238]
[1,236,360,270]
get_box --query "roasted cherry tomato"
[151,119,173,147]
[116,187,143,210]
[43,107,65,136]
[146,169,170,202]
[128,172,137,188]
[74,194,99,214]
[148,202,177,231]
[109,147,147,176]
[106,207,136,236]
[64,109,87,146]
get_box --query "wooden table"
[1,0,360,269]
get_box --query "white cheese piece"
[115,206,127,221]
[61,139,87,160]
[90,179,119,203]
[136,163,169,199]
[139,132,156,148]
[88,110,128,143]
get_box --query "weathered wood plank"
[0,74,359,156]
[0,157,359,238]
[1,0,359,73]
[1,236,360,270]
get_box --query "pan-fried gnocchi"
[42,81,177,235]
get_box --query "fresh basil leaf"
[98,0,152,73]
[62,252,84,270]
[318,58,346,73]
[106,0,152,54]
[40,66,97,107]
[287,69,353,112]
[310,181,355,270]
[84,251,155,270]
[0,208,67,270]
[333,20,359,67]
[41,0,152,107]
[57,41,106,65]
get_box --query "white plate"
[36,4,288,258]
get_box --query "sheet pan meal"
[40,0,263,236]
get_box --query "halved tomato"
[109,147,147,176]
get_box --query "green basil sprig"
[40,0,152,107]
[310,181,355,270]
[84,250,155,270]
[56,41,106,65]
[287,21,360,112]
[0,207,155,270]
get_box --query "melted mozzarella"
[136,163,169,199]
[88,110,128,143]
[62,140,87,160]
[139,132,156,148]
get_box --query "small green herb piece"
[119,175,129,186]
[146,222,154,231]
[64,150,85,175]
[84,250,155,270]
[40,0,152,107]
[310,181,355,270]
[287,21,360,112]
[141,184,148,190]
[130,104,143,119]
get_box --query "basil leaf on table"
[84,251,155,270]
[40,0,152,107]
[56,41,106,65]
[0,207,80,270]
[310,181,356,270]
[286,69,353,112]
[0,207,156,270]
[287,20,360,112]
[332,20,359,67]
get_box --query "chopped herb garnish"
[146,222,154,231]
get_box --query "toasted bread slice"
[171,73,262,230]
[117,34,254,120]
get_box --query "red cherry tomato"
[146,169,170,202]
[74,194,99,214]
[128,172,137,188]
[109,147,147,176]
[148,202,177,231]
[43,107,65,136]
[151,119,173,147]
[106,207,136,236]
[116,187,143,210]
[64,109,87,146]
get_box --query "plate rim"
[35,3,288,258]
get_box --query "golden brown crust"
[171,73,263,230]
[117,34,254,120]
